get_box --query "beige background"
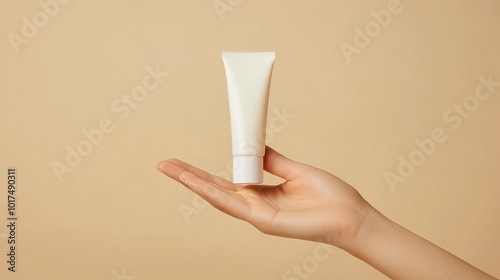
[1,0,499,279]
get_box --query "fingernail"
[179,173,189,184]
[156,161,166,172]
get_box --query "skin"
[157,146,497,280]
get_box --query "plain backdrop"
[1,0,499,279]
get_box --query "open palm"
[157,146,369,247]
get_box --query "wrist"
[336,203,391,256]
[328,203,498,280]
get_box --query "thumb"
[264,146,309,180]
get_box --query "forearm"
[339,206,497,280]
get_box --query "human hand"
[158,147,499,279]
[157,146,371,248]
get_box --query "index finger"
[158,158,242,192]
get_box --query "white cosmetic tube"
[222,51,275,184]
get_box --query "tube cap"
[232,156,263,184]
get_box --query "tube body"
[222,51,275,184]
